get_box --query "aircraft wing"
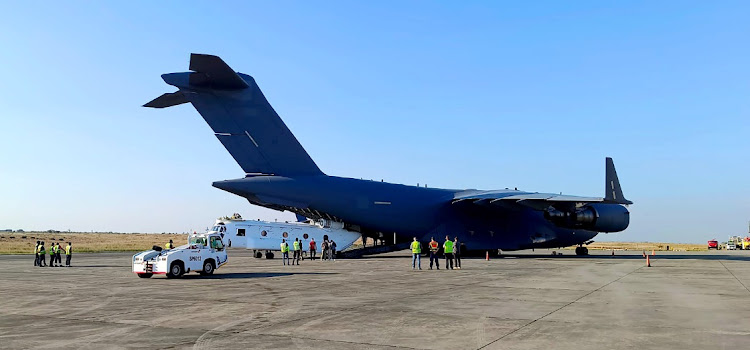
[452,157,632,211]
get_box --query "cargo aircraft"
[145,54,632,255]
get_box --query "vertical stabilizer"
[604,157,632,205]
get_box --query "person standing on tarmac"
[320,240,328,261]
[48,243,56,267]
[443,236,454,270]
[329,240,337,261]
[292,238,301,265]
[453,237,461,269]
[165,240,174,250]
[428,237,440,270]
[56,243,63,267]
[38,242,46,267]
[280,239,290,266]
[411,237,422,270]
[34,241,40,266]
[65,242,72,267]
[309,238,317,260]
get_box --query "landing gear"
[575,246,589,256]
[254,250,263,259]
[265,251,274,259]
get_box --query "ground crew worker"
[65,242,72,267]
[49,243,56,267]
[309,238,317,260]
[443,235,454,270]
[34,240,40,266]
[56,243,63,266]
[38,242,46,267]
[329,240,337,261]
[292,238,301,265]
[454,237,461,269]
[165,240,173,250]
[411,237,422,270]
[320,240,328,261]
[280,239,290,266]
[428,237,440,270]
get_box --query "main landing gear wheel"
[166,262,184,278]
[254,251,263,259]
[265,251,274,259]
[575,246,589,256]
[137,273,153,278]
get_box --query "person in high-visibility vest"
[55,243,63,267]
[410,237,422,270]
[34,241,40,266]
[48,243,56,267]
[428,237,440,270]
[38,242,46,267]
[453,237,461,270]
[280,239,290,266]
[292,238,301,265]
[165,240,174,250]
[443,236,454,270]
[65,242,72,267]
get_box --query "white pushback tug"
[132,231,228,278]
[212,214,361,259]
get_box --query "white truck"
[132,232,228,278]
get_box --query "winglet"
[605,157,632,205]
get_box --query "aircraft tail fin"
[144,54,323,177]
[604,157,632,205]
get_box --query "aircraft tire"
[137,273,153,278]
[265,252,274,259]
[254,251,263,259]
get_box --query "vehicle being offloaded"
[132,232,227,278]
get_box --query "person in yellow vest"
[428,237,440,270]
[65,242,72,267]
[49,242,56,267]
[38,242,46,267]
[443,235,454,270]
[292,238,301,265]
[280,239,290,266]
[165,240,174,250]
[410,237,422,270]
[56,243,63,267]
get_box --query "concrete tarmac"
[2,249,750,349]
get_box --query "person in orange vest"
[428,237,440,270]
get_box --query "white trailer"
[210,216,361,259]
[132,232,228,278]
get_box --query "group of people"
[411,236,461,270]
[280,237,337,265]
[34,241,72,267]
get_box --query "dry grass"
[566,241,707,252]
[0,232,187,255]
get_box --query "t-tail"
[144,53,323,177]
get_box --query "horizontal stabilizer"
[143,91,188,108]
[188,53,249,90]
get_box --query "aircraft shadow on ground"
[181,272,336,280]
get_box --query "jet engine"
[544,203,629,232]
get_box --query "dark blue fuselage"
[213,175,598,251]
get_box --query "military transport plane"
[145,54,632,255]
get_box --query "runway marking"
[476,263,644,349]
[719,260,750,295]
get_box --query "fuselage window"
[303,233,309,239]
[237,228,245,237]
[282,231,288,238]
[260,230,267,237]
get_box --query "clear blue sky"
[1,1,748,243]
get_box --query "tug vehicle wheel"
[137,273,153,278]
[167,261,184,278]
[200,260,215,276]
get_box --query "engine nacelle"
[544,204,630,232]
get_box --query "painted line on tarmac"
[477,264,644,349]
[718,260,750,295]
